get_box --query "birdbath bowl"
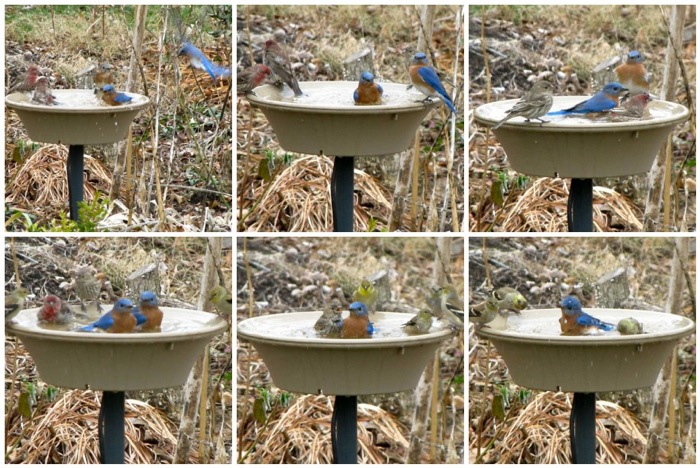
[477,308,695,392]
[474,97,688,178]
[238,311,454,395]
[247,81,439,156]
[6,89,149,145]
[7,306,228,391]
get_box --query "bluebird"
[207,286,232,315]
[408,52,457,114]
[314,298,343,336]
[78,298,144,333]
[492,81,554,129]
[31,77,57,105]
[74,266,104,314]
[617,317,644,335]
[341,302,374,339]
[439,284,464,328]
[469,296,499,327]
[402,309,433,335]
[94,62,114,88]
[353,71,383,105]
[263,39,303,96]
[37,295,71,325]
[614,50,650,96]
[101,85,132,106]
[134,291,163,332]
[493,287,528,314]
[615,92,652,118]
[559,295,615,336]
[5,287,29,323]
[352,279,378,312]
[178,42,231,83]
[237,64,272,95]
[7,64,40,94]
[548,82,628,115]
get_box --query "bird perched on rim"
[614,50,650,96]
[352,280,378,312]
[341,302,374,339]
[237,63,272,95]
[263,39,303,96]
[402,309,433,335]
[94,62,114,88]
[548,82,627,115]
[31,77,57,105]
[492,81,554,129]
[439,284,464,328]
[353,71,383,105]
[74,266,105,315]
[178,42,231,83]
[77,298,145,333]
[493,287,528,314]
[469,296,499,328]
[134,291,163,332]
[615,92,652,118]
[408,52,457,114]
[7,64,40,94]
[617,317,644,335]
[100,85,132,106]
[425,286,443,317]
[6,287,29,323]
[207,285,232,316]
[37,295,72,325]
[314,298,344,336]
[559,295,615,336]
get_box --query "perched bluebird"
[101,85,132,106]
[7,64,40,94]
[614,50,650,96]
[207,286,232,316]
[352,280,378,312]
[74,266,104,314]
[408,52,457,114]
[439,284,464,328]
[353,71,383,105]
[78,298,144,332]
[617,317,644,335]
[469,296,499,327]
[493,287,528,314]
[31,77,57,105]
[548,82,627,115]
[37,295,71,325]
[615,92,652,118]
[492,81,554,129]
[134,291,163,332]
[264,39,303,96]
[237,64,272,95]
[5,287,29,323]
[178,42,231,83]
[402,309,433,335]
[341,302,374,339]
[94,62,114,88]
[314,298,343,336]
[559,295,615,336]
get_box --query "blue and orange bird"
[408,52,457,114]
[559,295,615,336]
[178,42,231,84]
[37,295,72,325]
[100,85,132,106]
[77,298,144,333]
[134,291,163,332]
[94,62,113,88]
[614,50,650,96]
[492,81,554,129]
[263,39,303,96]
[341,302,374,339]
[353,72,383,105]
[548,82,627,115]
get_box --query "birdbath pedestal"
[476,308,695,463]
[474,97,689,232]
[247,82,439,232]
[6,90,149,221]
[238,311,455,463]
[7,306,227,463]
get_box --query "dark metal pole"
[567,178,593,232]
[331,395,357,463]
[331,156,354,232]
[99,391,125,463]
[570,392,596,464]
[67,144,85,221]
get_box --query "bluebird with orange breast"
[100,85,132,106]
[37,295,71,325]
[178,42,231,83]
[353,72,383,105]
[492,81,554,129]
[340,302,374,339]
[548,82,627,115]
[238,64,272,95]
[134,291,163,332]
[614,50,650,96]
[94,62,114,88]
[264,39,303,96]
[559,295,615,336]
[8,64,40,94]
[408,52,457,114]
[77,298,144,333]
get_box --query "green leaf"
[490,179,505,207]
[492,392,506,420]
[258,158,271,182]
[253,397,267,424]
[18,392,32,418]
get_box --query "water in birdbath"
[9,89,147,109]
[256,82,429,108]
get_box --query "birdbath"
[7,306,227,463]
[474,98,689,231]
[476,308,695,463]
[238,311,455,463]
[6,89,149,221]
[247,82,439,232]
